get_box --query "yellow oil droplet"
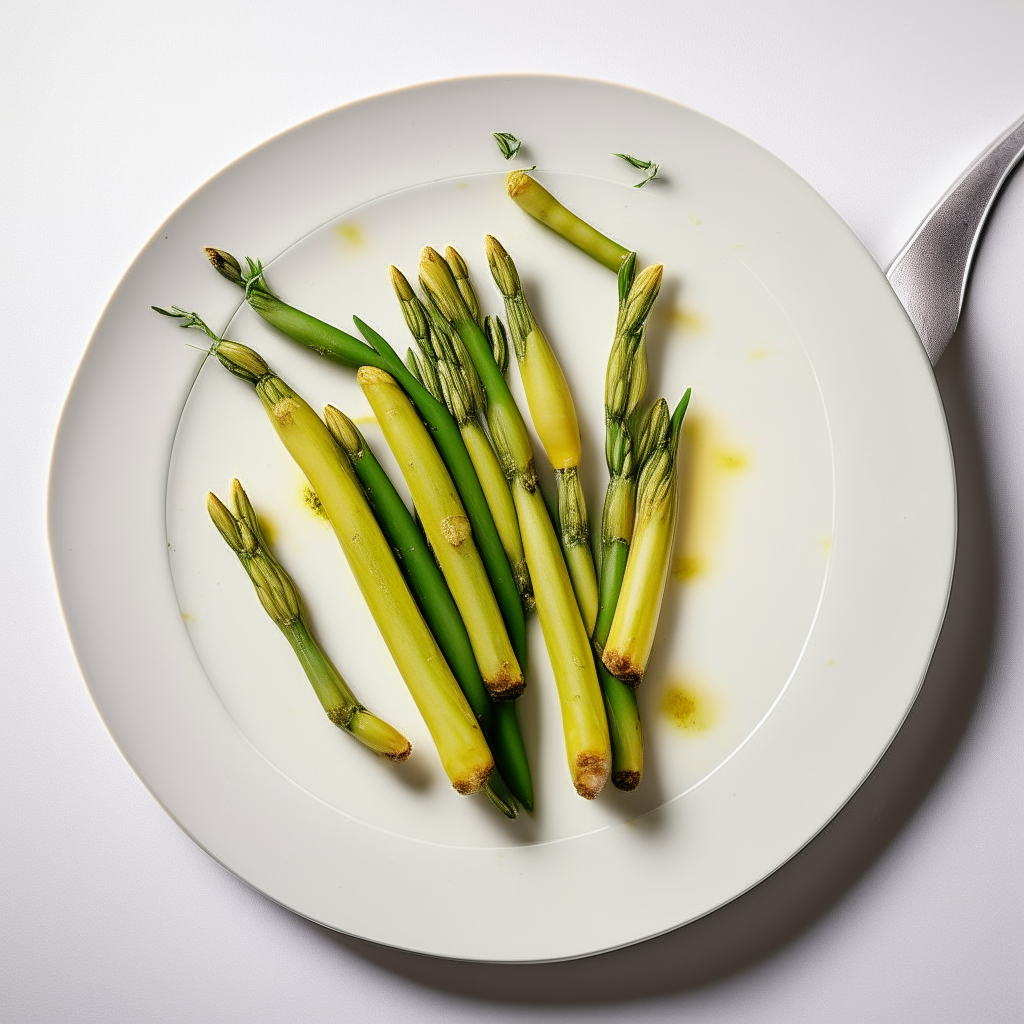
[688,213,703,226]
[336,222,365,247]
[748,347,772,361]
[669,305,706,334]
[671,555,704,581]
[302,485,328,522]
[673,414,749,582]
[257,514,277,546]
[457,182,469,189]
[819,534,833,556]
[180,611,193,622]
[351,413,376,425]
[716,449,748,472]
[826,657,836,667]
[660,679,717,732]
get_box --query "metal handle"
[887,113,1024,366]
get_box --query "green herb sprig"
[614,153,660,188]
[493,132,523,160]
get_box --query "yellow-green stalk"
[324,404,533,814]
[484,235,599,636]
[358,364,525,701]
[505,171,632,273]
[197,252,528,680]
[207,480,412,761]
[603,390,691,687]
[391,265,533,609]
[594,257,665,789]
[419,246,610,799]
[211,339,494,794]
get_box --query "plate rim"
[47,73,956,962]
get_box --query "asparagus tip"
[204,247,245,286]
[420,244,445,267]
[389,264,415,300]
[484,235,519,299]
[323,404,363,458]
[213,339,271,385]
[206,491,241,550]
[444,245,469,278]
[418,247,469,323]
[484,778,519,819]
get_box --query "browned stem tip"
[506,170,532,198]
[451,762,495,796]
[601,650,643,688]
[612,769,642,792]
[381,742,413,763]
[573,751,611,800]
[484,664,526,702]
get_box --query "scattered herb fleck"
[614,152,661,188]
[493,132,523,160]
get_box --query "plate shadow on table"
[310,329,997,1004]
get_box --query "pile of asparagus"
[157,171,689,815]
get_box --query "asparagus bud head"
[323,405,364,460]
[618,263,664,337]
[444,246,482,326]
[213,340,271,385]
[390,265,430,342]
[419,247,473,325]
[204,247,245,287]
[485,316,510,376]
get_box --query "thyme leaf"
[493,132,523,160]
[613,152,661,188]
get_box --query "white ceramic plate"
[49,76,955,962]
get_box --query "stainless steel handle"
[887,113,1024,366]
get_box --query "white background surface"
[3,1,1023,1019]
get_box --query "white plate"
[48,76,955,962]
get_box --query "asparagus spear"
[484,236,599,637]
[203,249,528,678]
[604,390,692,687]
[594,258,664,788]
[207,479,412,760]
[206,335,494,794]
[419,247,610,800]
[505,171,633,272]
[357,366,525,701]
[391,266,533,608]
[324,406,534,811]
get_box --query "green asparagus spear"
[391,265,533,608]
[323,405,534,811]
[206,334,494,794]
[207,479,412,760]
[604,390,691,686]
[505,171,633,272]
[357,366,524,701]
[484,235,599,636]
[420,246,611,800]
[203,249,527,678]
[589,259,665,788]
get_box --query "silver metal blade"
[887,113,1024,366]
